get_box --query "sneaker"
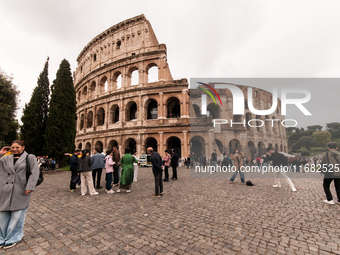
[292,187,297,192]
[90,192,99,195]
[69,189,75,192]
[134,180,137,182]
[108,189,115,194]
[241,183,244,185]
[126,190,131,193]
[116,189,121,193]
[152,195,161,198]
[323,200,335,205]
[229,181,233,184]
[82,194,86,196]
[272,184,281,188]
[3,243,17,249]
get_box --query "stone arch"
[145,98,158,120]
[207,103,220,119]
[145,137,158,152]
[124,138,137,153]
[95,141,103,153]
[128,67,139,86]
[80,114,84,130]
[110,104,119,123]
[87,111,93,128]
[97,107,105,126]
[112,71,122,89]
[99,76,108,94]
[126,101,137,121]
[82,86,88,100]
[147,63,158,83]
[190,136,205,157]
[215,139,224,154]
[108,140,118,150]
[268,143,273,148]
[229,139,241,154]
[166,97,181,118]
[192,104,200,117]
[85,142,91,151]
[167,136,182,158]
[248,141,256,158]
[258,141,265,155]
[90,81,96,98]
[78,143,83,150]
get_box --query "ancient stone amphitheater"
[74,14,287,159]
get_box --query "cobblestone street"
[1,167,340,255]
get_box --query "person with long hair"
[0,140,39,249]
[116,148,138,193]
[77,150,98,196]
[229,148,246,184]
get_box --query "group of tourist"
[67,146,180,197]
[0,139,340,250]
[37,155,56,170]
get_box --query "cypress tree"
[20,57,50,155]
[0,69,19,146]
[44,59,76,166]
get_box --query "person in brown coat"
[229,148,246,184]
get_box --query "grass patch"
[58,165,70,171]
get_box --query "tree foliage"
[291,136,317,152]
[312,130,331,146]
[307,125,323,131]
[0,69,19,145]
[44,59,76,166]
[21,57,50,155]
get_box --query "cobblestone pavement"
[1,167,340,255]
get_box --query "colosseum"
[74,14,190,158]
[73,14,287,159]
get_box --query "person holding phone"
[0,140,39,249]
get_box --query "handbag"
[26,154,44,186]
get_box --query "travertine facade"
[190,84,288,159]
[74,15,287,159]
[74,15,190,157]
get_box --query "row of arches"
[78,65,159,103]
[77,136,182,157]
[78,97,181,130]
[190,136,286,158]
[193,103,284,134]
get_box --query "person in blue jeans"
[229,148,246,184]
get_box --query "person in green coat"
[116,147,138,193]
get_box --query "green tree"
[312,130,331,146]
[307,125,323,131]
[21,57,50,155]
[291,136,317,152]
[44,59,76,166]
[0,69,19,146]
[326,122,340,133]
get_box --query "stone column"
[158,92,164,119]
[181,90,189,118]
[183,131,188,158]
[159,132,164,154]
[137,95,142,125]
[105,102,109,130]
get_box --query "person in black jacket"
[148,147,163,197]
[171,149,179,180]
[69,150,80,192]
[266,148,296,191]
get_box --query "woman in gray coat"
[0,140,39,249]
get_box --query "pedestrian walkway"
[1,167,340,254]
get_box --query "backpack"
[26,154,44,186]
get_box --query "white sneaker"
[272,184,281,188]
[292,187,297,192]
[116,189,121,193]
[126,190,131,193]
[91,192,99,195]
[323,200,335,205]
[82,194,86,196]
[108,189,115,194]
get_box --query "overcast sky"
[1,0,340,129]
